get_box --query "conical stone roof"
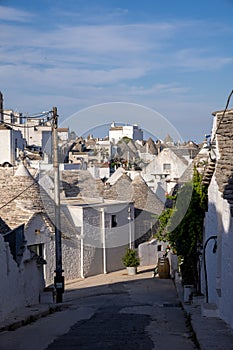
[131,174,164,215]
[14,163,31,177]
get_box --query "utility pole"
[52,107,64,303]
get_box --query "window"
[29,243,43,257]
[163,163,171,173]
[157,245,162,252]
[111,215,117,227]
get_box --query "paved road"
[0,268,198,350]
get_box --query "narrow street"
[0,267,198,350]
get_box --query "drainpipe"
[203,235,217,303]
[80,227,84,279]
[101,208,107,274]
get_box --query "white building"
[0,124,25,166]
[109,122,143,144]
[57,128,69,142]
[3,111,52,153]
[95,139,112,161]
[22,117,51,150]
[0,165,136,288]
[88,163,110,180]
[2,109,24,125]
[64,197,135,277]
[201,108,233,329]
[141,147,192,202]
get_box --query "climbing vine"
[155,167,208,287]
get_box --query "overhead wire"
[0,110,52,119]
[0,181,36,210]
[0,115,53,129]
[0,109,54,207]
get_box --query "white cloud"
[1,4,233,142]
[0,5,33,22]
[174,48,233,71]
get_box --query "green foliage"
[155,167,208,286]
[122,248,140,267]
[156,208,173,240]
[118,136,132,144]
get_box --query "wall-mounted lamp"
[203,235,217,303]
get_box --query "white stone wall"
[0,128,25,166]
[109,128,123,144]
[138,239,168,266]
[0,234,44,323]
[203,175,233,328]
[62,238,81,282]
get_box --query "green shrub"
[122,248,140,267]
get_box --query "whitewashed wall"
[25,214,81,286]
[0,128,25,166]
[138,239,168,266]
[203,175,233,328]
[0,234,44,323]
[22,203,135,288]
[142,148,189,195]
[82,203,134,277]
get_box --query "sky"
[1,0,233,143]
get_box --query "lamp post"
[128,206,132,249]
[52,107,64,303]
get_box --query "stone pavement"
[1,266,233,349]
[175,276,233,350]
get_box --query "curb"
[0,303,69,333]
[173,277,201,349]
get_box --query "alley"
[0,267,198,350]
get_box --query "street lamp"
[203,235,217,303]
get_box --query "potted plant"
[122,248,140,275]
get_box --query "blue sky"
[1,0,233,142]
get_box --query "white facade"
[109,122,143,144]
[95,139,112,161]
[2,109,24,125]
[0,126,25,166]
[57,128,69,141]
[65,198,135,277]
[138,239,168,266]
[88,164,110,179]
[26,213,82,285]
[203,176,233,328]
[3,111,52,150]
[0,233,44,323]
[202,109,233,329]
[141,148,190,202]
[25,125,51,149]
[20,197,135,283]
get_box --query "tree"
[156,167,208,289]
